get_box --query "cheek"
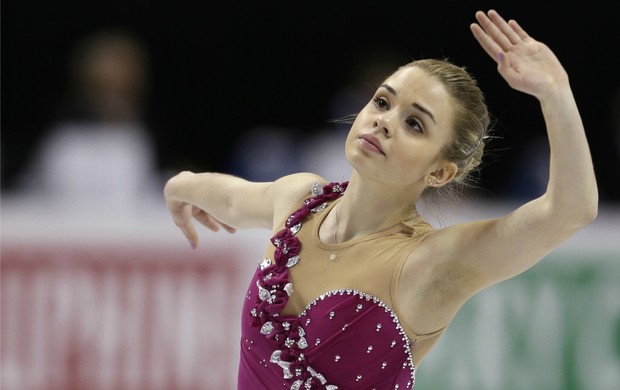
[344,114,368,151]
[394,151,423,178]
[344,128,358,155]
[390,143,437,180]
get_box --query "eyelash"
[373,96,424,133]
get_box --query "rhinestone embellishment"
[250,182,348,388]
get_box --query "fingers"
[218,222,237,234]
[470,21,501,62]
[474,10,511,53]
[177,209,236,250]
[193,208,221,231]
[168,202,236,249]
[178,222,199,249]
[167,201,199,249]
[472,9,526,58]
[193,208,237,234]
[508,19,529,41]
[222,224,237,234]
[486,10,522,47]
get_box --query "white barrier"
[2,194,619,389]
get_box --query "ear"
[427,162,458,187]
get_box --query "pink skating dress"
[237,181,440,389]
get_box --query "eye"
[373,96,389,110]
[406,117,424,133]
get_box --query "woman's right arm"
[164,171,322,248]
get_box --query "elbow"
[582,193,599,225]
[570,192,598,230]
[545,190,598,232]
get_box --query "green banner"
[415,252,620,390]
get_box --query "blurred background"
[2,1,619,389]
[3,1,620,200]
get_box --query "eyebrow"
[379,83,437,125]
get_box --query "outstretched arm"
[164,171,322,249]
[470,10,598,219]
[429,10,598,297]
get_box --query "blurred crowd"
[3,29,620,209]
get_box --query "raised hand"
[470,9,568,99]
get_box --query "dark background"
[3,1,619,202]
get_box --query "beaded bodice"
[237,181,430,389]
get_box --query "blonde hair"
[330,57,493,202]
[402,59,492,200]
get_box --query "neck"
[328,182,419,243]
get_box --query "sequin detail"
[298,289,417,388]
[249,181,347,389]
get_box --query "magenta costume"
[237,181,434,389]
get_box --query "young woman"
[164,9,597,389]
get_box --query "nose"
[374,114,392,137]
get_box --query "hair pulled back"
[403,59,491,200]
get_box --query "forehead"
[383,66,450,101]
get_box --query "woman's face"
[345,66,456,188]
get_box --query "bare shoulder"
[271,172,327,204]
[269,172,328,226]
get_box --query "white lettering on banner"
[1,249,619,390]
[1,247,241,390]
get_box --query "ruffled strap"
[249,181,347,389]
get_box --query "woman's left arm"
[472,9,598,222]
[446,10,598,289]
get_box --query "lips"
[359,134,385,155]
